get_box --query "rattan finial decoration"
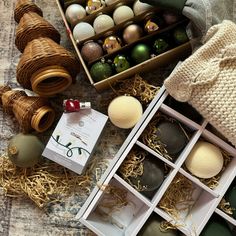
[14,0,43,23]
[0,86,55,133]
[14,0,80,97]
[15,11,61,52]
[16,37,79,97]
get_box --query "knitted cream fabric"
[164,20,236,147]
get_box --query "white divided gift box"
[76,86,236,236]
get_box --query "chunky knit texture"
[164,20,236,147]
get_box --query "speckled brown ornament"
[81,41,103,62]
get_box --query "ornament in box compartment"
[133,0,153,16]
[113,54,130,73]
[131,43,151,64]
[184,141,224,179]
[113,5,134,25]
[86,0,105,14]
[65,4,86,25]
[140,113,190,161]
[73,22,95,41]
[138,213,178,236]
[103,35,122,54]
[90,60,113,82]
[93,14,114,34]
[224,183,236,219]
[153,38,169,54]
[123,24,143,44]
[118,148,165,198]
[201,215,234,236]
[81,40,103,62]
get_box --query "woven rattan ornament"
[16,37,79,97]
[15,11,61,52]
[14,0,43,23]
[0,85,55,133]
[13,0,80,97]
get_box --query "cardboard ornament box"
[56,0,191,91]
[76,87,236,236]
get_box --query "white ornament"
[65,4,86,25]
[113,5,134,25]
[73,22,95,42]
[93,14,114,34]
[133,0,153,16]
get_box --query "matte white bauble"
[113,5,134,25]
[105,0,119,5]
[73,22,95,42]
[93,14,115,34]
[133,0,153,16]
[185,141,224,179]
[65,4,86,25]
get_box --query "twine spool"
[0,87,55,133]
[17,37,79,96]
[14,0,43,23]
[15,12,60,52]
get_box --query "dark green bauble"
[90,61,113,82]
[153,38,169,55]
[8,133,44,168]
[129,154,164,192]
[131,44,151,64]
[156,121,187,155]
[225,185,236,219]
[138,213,178,236]
[173,27,188,45]
[200,221,233,236]
[113,54,130,73]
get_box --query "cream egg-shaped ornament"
[8,133,44,168]
[105,0,119,5]
[185,141,224,179]
[133,0,153,16]
[73,22,95,42]
[113,5,134,25]
[93,14,115,34]
[108,95,143,129]
[65,4,86,25]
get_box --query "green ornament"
[8,133,44,168]
[200,220,233,236]
[225,185,236,219]
[90,61,113,82]
[138,214,178,236]
[173,27,188,45]
[131,44,151,64]
[113,54,130,73]
[153,38,169,55]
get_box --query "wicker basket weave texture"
[16,37,79,90]
[2,90,27,115]
[15,12,61,52]
[14,0,43,23]
[13,96,49,132]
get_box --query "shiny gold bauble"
[103,35,122,54]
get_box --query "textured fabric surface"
[164,20,236,147]
[0,0,171,235]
